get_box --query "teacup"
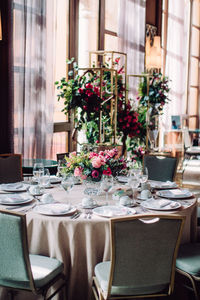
[29,185,43,196]
[82,197,97,208]
[140,189,151,200]
[119,195,132,206]
[141,182,151,191]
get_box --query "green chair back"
[108,215,185,297]
[0,210,34,290]
[143,155,177,181]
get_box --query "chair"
[0,154,23,183]
[0,209,67,300]
[176,243,200,300]
[183,127,200,159]
[143,154,178,181]
[92,214,185,300]
[56,153,69,164]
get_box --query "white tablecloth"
[0,184,197,300]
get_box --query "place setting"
[0,182,29,193]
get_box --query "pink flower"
[81,174,87,180]
[89,152,98,159]
[92,170,99,178]
[69,151,76,158]
[92,157,102,168]
[74,167,83,177]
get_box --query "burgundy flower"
[92,170,99,178]
[103,167,112,176]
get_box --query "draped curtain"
[118,0,146,98]
[163,0,189,129]
[13,0,56,159]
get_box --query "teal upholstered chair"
[143,154,178,182]
[0,209,67,300]
[176,243,200,300]
[92,214,185,300]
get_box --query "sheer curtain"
[13,0,56,159]
[163,0,189,129]
[118,0,146,97]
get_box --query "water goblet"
[128,176,140,201]
[139,167,148,184]
[33,163,44,183]
[61,175,74,206]
[39,168,50,188]
[100,175,113,205]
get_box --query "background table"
[0,184,197,300]
[22,158,58,176]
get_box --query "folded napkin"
[158,199,172,208]
[160,189,190,198]
[50,205,70,214]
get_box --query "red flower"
[95,140,99,144]
[83,105,87,110]
[85,90,93,97]
[85,83,93,89]
[103,167,112,176]
[115,57,120,63]
[92,170,99,178]
[78,88,84,94]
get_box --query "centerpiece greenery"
[55,58,170,162]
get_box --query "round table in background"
[22,159,58,176]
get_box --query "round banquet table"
[0,183,197,300]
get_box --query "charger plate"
[33,203,76,216]
[156,189,193,199]
[141,199,181,211]
[93,205,136,218]
[0,193,34,205]
[0,183,28,192]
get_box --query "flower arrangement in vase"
[61,148,126,182]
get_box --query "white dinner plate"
[149,180,177,190]
[33,203,76,216]
[156,189,193,199]
[49,176,61,184]
[0,183,28,192]
[116,176,128,183]
[0,193,34,205]
[93,205,136,218]
[141,199,181,211]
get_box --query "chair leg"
[8,291,15,300]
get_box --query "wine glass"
[61,175,74,206]
[128,176,140,201]
[100,175,113,205]
[33,163,44,183]
[139,167,148,184]
[39,168,50,188]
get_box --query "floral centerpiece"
[138,71,170,112]
[61,148,127,181]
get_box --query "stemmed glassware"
[61,175,75,206]
[138,167,148,184]
[128,176,140,201]
[100,175,113,205]
[33,163,44,183]
[39,168,50,188]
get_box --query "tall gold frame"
[78,67,118,145]
[89,51,127,102]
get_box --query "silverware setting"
[70,211,81,219]
[84,209,93,219]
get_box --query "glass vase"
[146,106,159,151]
